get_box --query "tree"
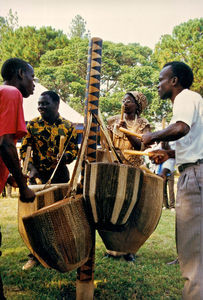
[153,18,203,95]
[68,15,90,39]
[0,25,69,67]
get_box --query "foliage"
[0,25,69,68]
[0,11,201,123]
[153,18,203,95]
[68,15,90,39]
[0,191,183,299]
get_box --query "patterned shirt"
[20,115,78,172]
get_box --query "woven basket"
[23,194,93,272]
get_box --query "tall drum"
[83,162,143,230]
[98,171,163,253]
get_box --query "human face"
[122,94,138,115]
[158,66,174,100]
[38,94,59,122]
[19,64,35,98]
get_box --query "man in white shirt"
[142,61,203,300]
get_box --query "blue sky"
[1,0,202,49]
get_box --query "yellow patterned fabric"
[20,115,78,171]
[107,114,150,167]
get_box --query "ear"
[171,76,178,86]
[17,68,24,80]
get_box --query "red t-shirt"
[0,85,27,193]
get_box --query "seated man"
[20,90,78,269]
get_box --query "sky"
[0,0,202,49]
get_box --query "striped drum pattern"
[83,162,142,229]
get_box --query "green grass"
[0,191,184,299]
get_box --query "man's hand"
[118,120,127,129]
[150,149,169,164]
[19,186,35,203]
[142,132,155,146]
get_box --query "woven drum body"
[83,162,142,230]
[18,183,68,266]
[98,172,163,253]
[23,195,92,272]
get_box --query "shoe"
[123,253,135,262]
[22,258,38,270]
[103,253,121,259]
[170,208,175,212]
[166,258,179,265]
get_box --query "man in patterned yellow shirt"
[20,90,78,185]
[20,90,79,270]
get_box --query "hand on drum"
[19,186,35,203]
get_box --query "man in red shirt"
[0,58,36,299]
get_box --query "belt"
[178,159,203,173]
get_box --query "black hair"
[41,91,60,103]
[1,58,29,81]
[163,61,194,89]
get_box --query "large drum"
[83,162,143,230]
[22,194,93,272]
[98,171,163,253]
[18,183,69,266]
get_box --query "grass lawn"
[0,189,184,300]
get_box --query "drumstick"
[22,146,31,175]
[59,135,66,157]
[120,104,124,121]
[119,127,142,139]
[123,150,164,157]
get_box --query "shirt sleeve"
[171,91,194,128]
[0,87,27,139]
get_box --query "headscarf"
[127,91,148,115]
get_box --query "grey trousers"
[163,172,175,208]
[176,163,203,300]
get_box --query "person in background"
[155,142,176,210]
[0,58,36,300]
[105,91,150,262]
[142,61,203,299]
[20,90,78,270]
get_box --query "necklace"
[124,115,137,129]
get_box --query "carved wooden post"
[76,37,103,300]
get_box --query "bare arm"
[0,134,35,202]
[141,121,190,146]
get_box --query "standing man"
[0,58,36,299]
[142,61,203,299]
[20,90,78,269]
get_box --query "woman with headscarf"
[105,91,151,261]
